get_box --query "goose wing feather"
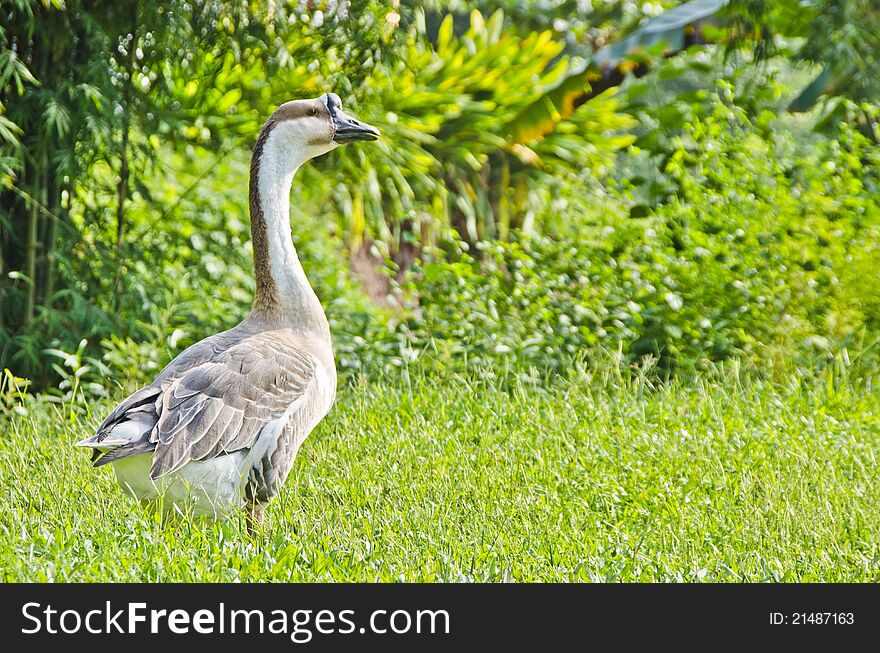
[149,332,316,478]
[87,329,322,480]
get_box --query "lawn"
[1,362,878,582]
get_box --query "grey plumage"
[83,324,334,503]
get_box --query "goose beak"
[324,93,380,143]
[332,110,380,143]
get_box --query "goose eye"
[308,108,318,116]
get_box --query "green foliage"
[1,0,879,391]
[0,367,31,418]
[727,0,880,109]
[388,88,880,373]
[327,9,635,252]
[594,0,729,68]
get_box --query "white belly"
[111,451,249,519]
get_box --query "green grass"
[2,361,879,582]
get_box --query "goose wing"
[149,330,320,479]
[82,330,327,480]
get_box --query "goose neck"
[248,130,327,334]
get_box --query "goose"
[76,93,379,527]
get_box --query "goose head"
[264,92,380,163]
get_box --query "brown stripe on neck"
[248,100,329,323]
[249,116,281,311]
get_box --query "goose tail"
[75,385,161,466]
[76,415,158,466]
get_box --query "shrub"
[385,92,880,375]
